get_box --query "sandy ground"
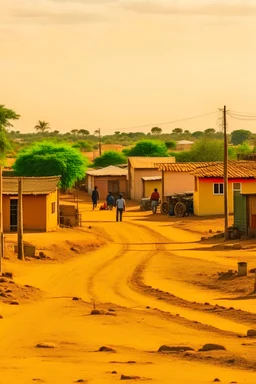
[1,197,256,384]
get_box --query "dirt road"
[1,203,256,383]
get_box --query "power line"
[114,111,217,131]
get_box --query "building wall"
[143,180,162,198]
[175,143,193,151]
[87,175,94,195]
[194,178,256,216]
[3,195,47,232]
[131,169,162,201]
[46,190,58,231]
[91,176,128,199]
[163,172,194,197]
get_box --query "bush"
[124,140,169,157]
[13,142,87,189]
[93,151,127,167]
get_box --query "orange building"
[3,176,60,232]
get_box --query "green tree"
[93,150,127,167]
[172,128,183,134]
[123,140,169,157]
[204,128,216,135]
[71,129,78,135]
[72,140,93,152]
[0,105,20,131]
[231,129,252,145]
[0,131,11,159]
[13,142,87,189]
[151,126,162,135]
[78,129,90,136]
[192,131,204,139]
[165,140,176,150]
[34,120,51,132]
[189,139,224,162]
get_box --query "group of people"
[91,186,160,221]
[91,186,126,222]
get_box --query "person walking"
[150,188,160,214]
[116,194,126,222]
[91,186,99,210]
[106,191,115,210]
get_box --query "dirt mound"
[247,329,256,337]
[0,277,41,304]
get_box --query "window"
[233,182,241,192]
[51,202,56,214]
[213,183,224,195]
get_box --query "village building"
[176,140,194,151]
[191,161,256,216]
[156,162,214,200]
[128,157,175,201]
[234,192,256,237]
[86,165,128,199]
[3,176,60,232]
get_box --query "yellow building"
[192,161,256,216]
[3,176,60,232]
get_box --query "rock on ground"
[35,342,56,349]
[199,344,226,352]
[99,346,116,353]
[158,345,194,352]
[120,375,141,380]
[247,329,256,337]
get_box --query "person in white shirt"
[116,194,126,222]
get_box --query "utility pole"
[223,105,229,240]
[17,178,24,261]
[0,166,3,275]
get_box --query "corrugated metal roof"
[129,157,175,169]
[156,162,216,172]
[191,161,256,178]
[3,176,60,195]
[86,165,128,177]
[141,176,162,181]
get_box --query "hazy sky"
[1,0,256,134]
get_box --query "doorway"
[10,199,18,232]
[108,180,120,199]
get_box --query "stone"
[0,314,3,319]
[72,297,80,301]
[3,272,13,279]
[10,301,19,305]
[76,380,87,383]
[199,344,226,352]
[99,346,116,353]
[108,308,115,312]
[249,268,256,273]
[105,312,117,316]
[158,345,194,353]
[112,371,117,374]
[35,342,56,349]
[213,379,221,382]
[0,277,8,283]
[247,329,256,337]
[232,244,242,250]
[120,375,141,380]
[91,309,102,315]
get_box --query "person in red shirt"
[150,188,160,214]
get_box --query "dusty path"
[1,204,256,383]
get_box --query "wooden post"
[223,105,229,240]
[161,169,164,203]
[98,128,102,156]
[17,178,24,261]
[0,166,3,275]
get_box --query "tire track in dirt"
[126,221,256,328]
[85,222,247,337]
